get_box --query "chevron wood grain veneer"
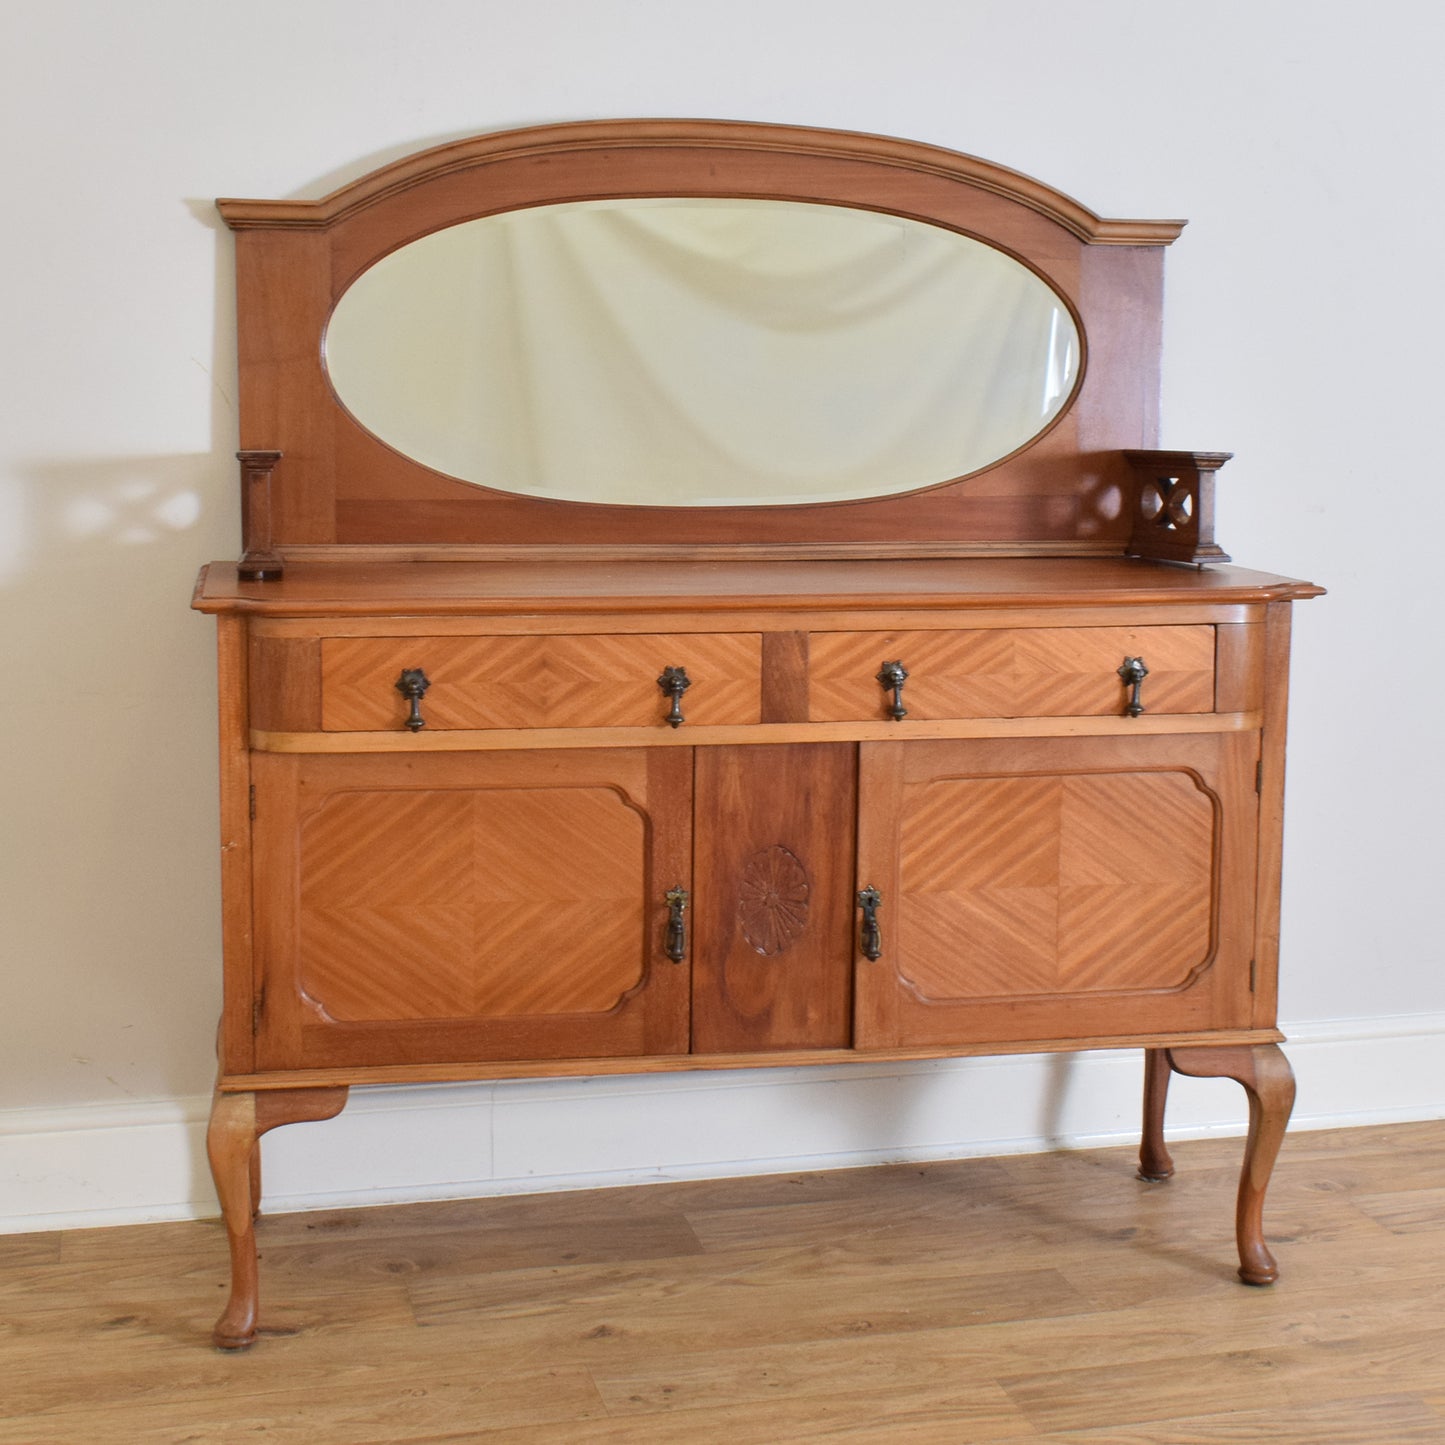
[853,732,1258,1048]
[895,770,1214,1000]
[321,633,763,731]
[296,785,648,1020]
[248,747,692,1072]
[809,626,1216,722]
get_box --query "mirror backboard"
[218,119,1183,556]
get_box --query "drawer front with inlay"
[808,625,1216,722]
[320,633,763,731]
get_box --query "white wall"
[4,0,1441,1229]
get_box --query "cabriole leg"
[206,1086,349,1350]
[1164,1043,1295,1285]
[1138,1046,1175,1182]
[207,1091,262,1350]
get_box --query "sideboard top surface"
[194,557,1323,618]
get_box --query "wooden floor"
[3,1120,1444,1443]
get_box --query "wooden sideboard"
[194,120,1321,1349]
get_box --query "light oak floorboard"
[2,1121,1443,1443]
[1029,1393,1445,1443]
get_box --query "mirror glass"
[325,198,1080,507]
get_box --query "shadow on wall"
[3,452,235,619]
[792,1050,1117,1171]
[3,450,236,1136]
[6,453,229,576]
[1041,1052,1081,1148]
[13,154,238,571]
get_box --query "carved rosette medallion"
[737,845,810,956]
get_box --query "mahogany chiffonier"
[192,119,1322,1349]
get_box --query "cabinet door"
[691,743,857,1053]
[251,748,691,1069]
[855,733,1259,1048]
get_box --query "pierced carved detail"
[1123,450,1232,565]
[737,845,810,956]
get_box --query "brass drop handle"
[664,886,690,962]
[658,666,691,728]
[1118,656,1149,717]
[857,886,883,960]
[395,668,431,732]
[877,660,909,721]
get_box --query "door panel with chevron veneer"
[250,748,691,1069]
[854,732,1260,1049]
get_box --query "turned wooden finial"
[237,450,283,580]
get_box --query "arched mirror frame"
[218,119,1185,562]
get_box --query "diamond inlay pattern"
[809,626,1215,720]
[321,632,761,730]
[297,785,647,1021]
[897,769,1215,1000]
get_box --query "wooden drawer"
[808,625,1215,721]
[319,632,763,731]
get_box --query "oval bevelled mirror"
[324,197,1081,508]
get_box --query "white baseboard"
[4,1013,1442,1234]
